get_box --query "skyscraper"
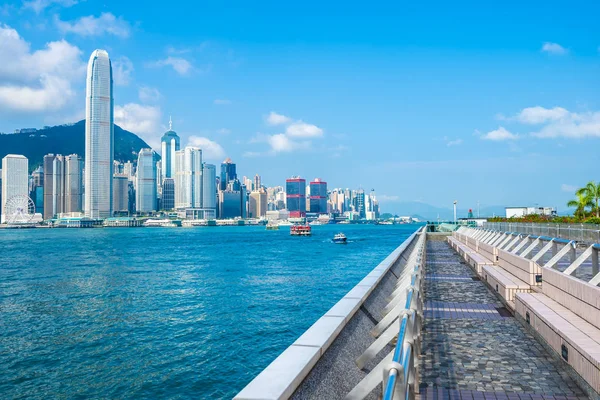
[220,158,237,190]
[309,178,328,214]
[64,154,83,214]
[85,49,113,219]
[113,174,129,213]
[44,154,84,219]
[161,178,175,210]
[202,163,217,211]
[249,189,267,218]
[253,174,261,191]
[136,149,157,213]
[174,147,203,209]
[1,155,28,224]
[161,117,180,180]
[286,176,306,218]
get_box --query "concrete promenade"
[419,239,586,400]
[236,227,598,400]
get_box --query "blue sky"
[0,0,599,213]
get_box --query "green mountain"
[0,120,157,172]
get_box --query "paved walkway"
[417,240,587,400]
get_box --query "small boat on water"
[332,233,347,244]
[290,224,311,236]
[266,222,279,230]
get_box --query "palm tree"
[567,191,593,219]
[578,181,600,218]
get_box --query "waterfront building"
[286,176,306,218]
[85,49,114,219]
[113,174,129,213]
[43,154,83,219]
[161,178,175,210]
[219,157,237,190]
[202,163,217,211]
[219,190,243,219]
[353,189,365,218]
[136,148,157,213]
[249,189,267,218]
[161,117,180,180]
[1,154,28,224]
[243,176,253,192]
[309,178,328,214]
[174,147,203,209]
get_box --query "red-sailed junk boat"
[290,224,312,236]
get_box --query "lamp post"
[453,200,457,223]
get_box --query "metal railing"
[483,222,600,244]
[345,228,425,400]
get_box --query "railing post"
[593,247,599,277]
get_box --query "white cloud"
[285,121,323,138]
[138,86,160,103]
[112,56,133,86]
[55,13,131,38]
[561,184,578,193]
[446,138,463,147]
[481,127,519,141]
[0,74,73,112]
[516,106,569,124]
[214,99,231,105]
[0,24,84,113]
[217,128,230,135]
[541,42,567,55]
[187,136,225,160]
[267,133,310,153]
[148,56,193,76]
[266,111,291,125]
[114,103,162,149]
[23,0,77,14]
[531,111,600,138]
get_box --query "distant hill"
[385,201,507,220]
[0,120,157,172]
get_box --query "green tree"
[567,191,593,219]
[579,181,600,218]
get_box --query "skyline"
[0,1,599,212]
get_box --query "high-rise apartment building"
[136,148,157,213]
[309,178,328,214]
[1,155,28,224]
[174,147,202,209]
[85,49,113,219]
[161,117,180,180]
[286,176,306,218]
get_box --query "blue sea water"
[0,224,417,399]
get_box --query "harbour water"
[0,224,417,399]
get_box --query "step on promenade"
[235,227,599,400]
[419,239,586,400]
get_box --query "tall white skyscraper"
[85,49,114,219]
[202,163,217,210]
[1,154,29,224]
[161,117,180,180]
[174,147,202,209]
[136,148,157,213]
